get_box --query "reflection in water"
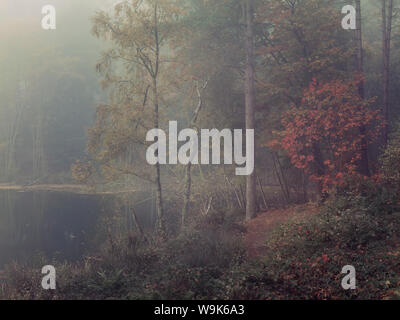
[0,190,156,267]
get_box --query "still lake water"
[0,190,156,267]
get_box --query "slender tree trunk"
[355,0,370,176]
[355,0,364,98]
[225,175,244,209]
[153,3,164,233]
[244,0,256,221]
[382,0,388,144]
[131,207,144,237]
[154,79,164,233]
[382,0,393,145]
[272,152,290,204]
[257,175,268,210]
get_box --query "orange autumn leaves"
[271,78,383,192]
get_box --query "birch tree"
[89,0,181,233]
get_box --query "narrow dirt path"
[243,203,319,258]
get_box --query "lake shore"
[0,184,138,195]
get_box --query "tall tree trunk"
[153,78,164,233]
[382,0,393,145]
[355,0,370,176]
[355,1,364,98]
[153,3,164,233]
[244,0,256,221]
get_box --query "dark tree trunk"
[382,0,393,145]
[355,0,370,176]
[244,0,257,221]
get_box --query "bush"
[0,207,247,300]
[379,123,400,198]
[250,184,400,299]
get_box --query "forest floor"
[243,203,320,258]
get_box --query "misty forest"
[0,0,399,300]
